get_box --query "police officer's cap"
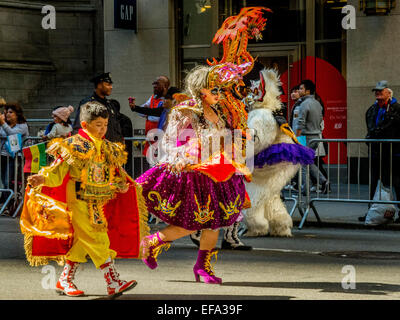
[90,72,113,85]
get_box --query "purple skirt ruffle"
[135,165,246,230]
[254,143,315,168]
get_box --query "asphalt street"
[1,216,400,301]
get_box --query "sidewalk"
[283,183,400,231]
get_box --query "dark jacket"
[366,97,400,156]
[73,92,123,143]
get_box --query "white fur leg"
[265,194,293,237]
[243,205,269,237]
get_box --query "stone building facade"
[347,0,400,141]
[2,0,399,146]
[104,0,176,130]
[0,0,104,120]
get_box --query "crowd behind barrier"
[1,123,400,231]
[0,137,24,217]
[0,118,148,217]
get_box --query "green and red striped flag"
[23,143,47,173]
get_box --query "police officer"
[73,72,123,143]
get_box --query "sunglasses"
[210,87,224,95]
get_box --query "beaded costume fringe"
[127,175,150,259]
[23,234,66,267]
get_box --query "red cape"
[22,176,149,266]
[21,131,149,266]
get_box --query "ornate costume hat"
[206,7,271,133]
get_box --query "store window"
[315,0,347,76]
[177,0,308,83]
[177,0,346,81]
[180,0,214,46]
[223,0,307,44]
[178,0,218,82]
[316,0,347,40]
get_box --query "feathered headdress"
[207,7,271,133]
[208,7,271,72]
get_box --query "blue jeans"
[301,135,327,191]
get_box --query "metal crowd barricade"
[296,138,400,229]
[25,119,53,137]
[0,136,43,218]
[123,136,147,179]
[0,137,24,217]
[282,182,302,219]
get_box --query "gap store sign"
[114,0,137,31]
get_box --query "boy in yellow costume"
[23,101,148,298]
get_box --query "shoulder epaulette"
[47,134,95,168]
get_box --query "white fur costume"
[244,69,299,237]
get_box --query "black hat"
[90,72,113,85]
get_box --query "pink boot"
[140,232,171,270]
[100,259,137,297]
[55,260,85,297]
[193,249,222,284]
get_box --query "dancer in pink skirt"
[136,63,252,284]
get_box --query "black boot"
[221,222,252,251]
[189,230,201,248]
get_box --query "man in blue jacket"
[359,80,400,222]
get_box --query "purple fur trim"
[254,143,315,168]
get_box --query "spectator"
[296,79,330,194]
[129,86,180,131]
[287,85,327,193]
[42,105,74,140]
[285,85,303,191]
[0,103,29,202]
[110,99,134,176]
[359,80,400,222]
[43,105,73,138]
[279,85,288,120]
[73,72,123,143]
[308,92,328,191]
[128,76,170,156]
[289,85,302,131]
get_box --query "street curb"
[147,220,400,232]
[3,216,399,232]
[293,219,400,231]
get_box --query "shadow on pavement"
[221,281,400,295]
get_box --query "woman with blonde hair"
[136,63,251,284]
